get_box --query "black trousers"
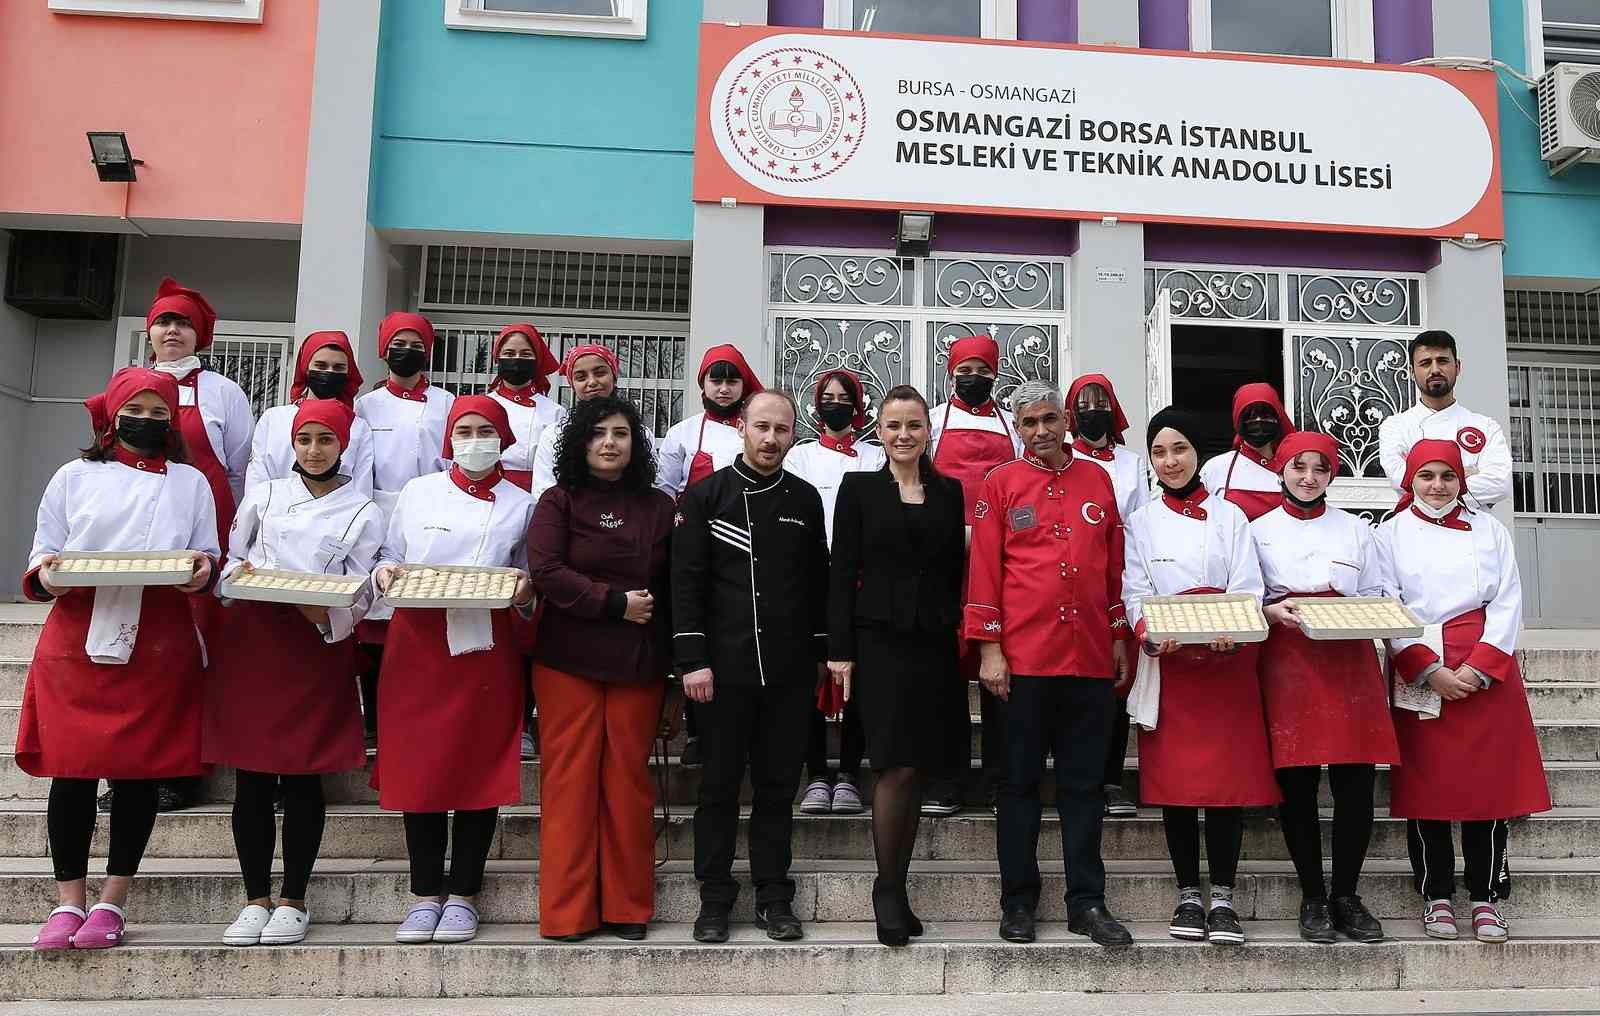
[402,808,500,898]
[1408,819,1513,902]
[47,778,159,883]
[232,770,326,901]
[996,675,1112,917]
[1276,764,1376,900]
[1162,806,1243,889]
[358,642,383,736]
[805,695,865,782]
[693,681,811,908]
[1103,701,1130,789]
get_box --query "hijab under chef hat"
[289,331,365,406]
[146,277,218,350]
[561,342,621,378]
[85,367,182,446]
[493,323,562,395]
[291,398,354,453]
[1229,382,1296,449]
[377,312,437,358]
[1145,406,1206,453]
[1402,438,1470,498]
[814,368,869,430]
[697,344,764,394]
[1066,372,1130,445]
[946,334,1000,376]
[441,394,514,459]
[1271,430,1341,478]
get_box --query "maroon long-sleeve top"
[526,479,675,684]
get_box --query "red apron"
[934,400,1016,525]
[503,469,533,493]
[1221,453,1281,522]
[16,587,205,779]
[687,414,736,490]
[202,600,365,775]
[1259,591,1400,769]
[175,370,237,553]
[370,607,525,812]
[1135,587,1281,807]
[1389,609,1551,821]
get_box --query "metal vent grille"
[421,246,692,317]
[1506,289,1600,348]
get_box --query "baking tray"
[1286,596,1424,641]
[385,564,520,609]
[221,568,366,609]
[45,550,195,588]
[1141,592,1268,645]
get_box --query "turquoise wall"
[1490,0,1600,280]
[371,1,701,241]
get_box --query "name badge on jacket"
[1009,505,1037,532]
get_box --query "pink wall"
[0,3,316,228]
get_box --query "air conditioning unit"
[4,230,120,319]
[1538,62,1600,175]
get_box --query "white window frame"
[115,317,294,414]
[48,0,262,23]
[444,0,647,40]
[1189,0,1374,62]
[823,0,1018,41]
[1527,0,1600,77]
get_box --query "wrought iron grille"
[1506,289,1600,348]
[1288,273,1421,327]
[421,246,692,318]
[124,328,291,417]
[1292,334,1416,479]
[1510,361,1600,516]
[1146,268,1278,321]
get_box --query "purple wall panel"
[765,206,1079,256]
[1139,0,1188,50]
[1374,0,1432,64]
[1144,224,1441,272]
[1018,0,1076,43]
[767,0,822,28]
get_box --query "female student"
[1122,407,1279,947]
[656,344,763,496]
[826,385,966,945]
[1199,383,1295,521]
[208,399,385,947]
[19,367,219,950]
[785,369,884,816]
[486,322,564,491]
[1374,439,1550,943]
[527,396,674,942]
[529,343,623,502]
[1251,431,1399,943]
[371,396,537,945]
[244,331,374,497]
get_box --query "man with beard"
[1379,330,1511,511]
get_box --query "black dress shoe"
[607,922,647,941]
[998,907,1036,943]
[754,901,804,941]
[1330,895,1385,942]
[692,904,730,943]
[1069,905,1134,949]
[155,782,190,812]
[1298,898,1337,943]
[872,882,910,947]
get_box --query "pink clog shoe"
[72,903,126,950]
[31,906,86,951]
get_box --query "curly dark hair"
[553,395,658,492]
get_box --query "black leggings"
[1408,818,1513,902]
[1276,764,1376,900]
[806,697,865,782]
[232,770,326,901]
[47,778,159,883]
[403,809,499,898]
[358,642,382,735]
[1162,806,1243,888]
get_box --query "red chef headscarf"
[1402,438,1470,498]
[697,344,764,394]
[814,368,868,430]
[1231,382,1295,450]
[377,312,437,358]
[946,334,999,376]
[291,397,354,452]
[85,367,181,447]
[441,394,514,459]
[561,342,621,379]
[146,277,218,351]
[1272,430,1341,478]
[493,323,561,396]
[289,331,364,406]
[1066,373,1130,445]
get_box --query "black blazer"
[827,465,966,660]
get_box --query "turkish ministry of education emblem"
[724,47,865,183]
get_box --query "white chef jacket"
[222,474,385,643]
[783,438,888,547]
[1250,504,1382,601]
[928,400,1025,458]
[1378,401,1512,511]
[1199,448,1278,502]
[529,422,660,504]
[354,381,456,518]
[244,402,375,500]
[489,389,566,474]
[1076,443,1153,524]
[656,412,744,496]
[1122,492,1263,636]
[179,368,254,504]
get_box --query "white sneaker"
[799,780,833,814]
[261,905,311,945]
[223,904,273,946]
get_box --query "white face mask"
[150,355,203,378]
[1413,495,1460,519]
[452,436,502,473]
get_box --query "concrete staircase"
[1,604,1597,1001]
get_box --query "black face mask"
[703,395,742,420]
[1281,482,1326,511]
[816,402,856,434]
[1159,473,1204,500]
[386,346,427,378]
[304,370,347,400]
[498,358,537,387]
[954,374,995,407]
[1240,417,1282,448]
[1074,408,1114,443]
[116,416,170,455]
[294,456,343,484]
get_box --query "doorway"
[1170,324,1284,463]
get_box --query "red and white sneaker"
[1422,899,1458,940]
[1471,901,1509,943]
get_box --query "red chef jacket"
[962,450,1129,678]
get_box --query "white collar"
[151,356,202,378]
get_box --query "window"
[823,0,1017,40]
[119,319,292,417]
[444,0,646,39]
[48,0,262,22]
[1506,287,1600,517]
[1529,0,1600,75]
[1189,0,1374,62]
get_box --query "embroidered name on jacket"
[777,515,808,527]
[599,512,623,530]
